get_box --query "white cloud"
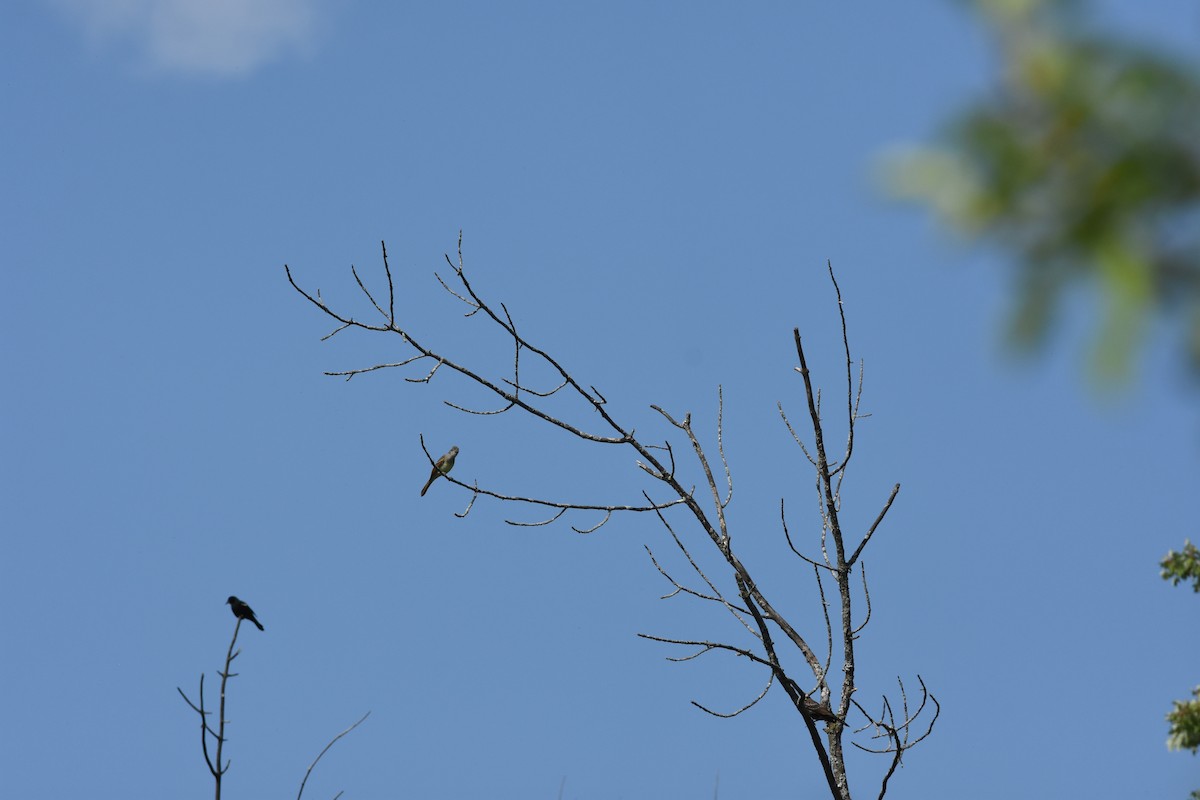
[51,0,320,77]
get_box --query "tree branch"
[297,711,371,800]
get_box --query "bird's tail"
[254,619,265,631]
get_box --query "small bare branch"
[571,511,612,534]
[327,354,426,382]
[320,321,353,342]
[715,386,733,509]
[659,440,676,478]
[176,677,219,778]
[505,508,568,528]
[814,564,835,682]
[448,476,686,516]
[643,544,752,614]
[848,483,901,567]
[778,402,818,466]
[444,397,516,415]
[434,265,479,312]
[504,376,569,397]
[381,241,395,327]
[405,358,445,384]
[849,673,940,793]
[636,459,665,479]
[692,673,774,718]
[453,489,478,519]
[648,404,683,429]
[292,253,636,443]
[501,302,522,406]
[645,493,757,637]
[781,498,837,572]
[285,264,391,334]
[674,405,731,547]
[823,263,861,479]
[853,562,873,636]
[350,263,391,325]
[296,711,371,800]
[637,633,777,669]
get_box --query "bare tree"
[178,614,369,799]
[285,236,938,799]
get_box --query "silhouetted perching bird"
[226,596,265,631]
[420,445,459,496]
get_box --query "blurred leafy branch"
[892,4,1199,786]
[1160,540,1199,799]
[1167,686,1200,754]
[1161,540,1200,593]
[885,0,1200,381]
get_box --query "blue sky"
[3,1,1198,798]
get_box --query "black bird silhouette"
[226,596,265,631]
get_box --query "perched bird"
[226,596,265,631]
[803,696,839,723]
[420,445,459,496]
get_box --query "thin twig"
[853,562,873,636]
[693,673,774,718]
[296,711,371,800]
[780,498,837,572]
[848,484,901,567]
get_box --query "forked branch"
[177,617,246,800]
